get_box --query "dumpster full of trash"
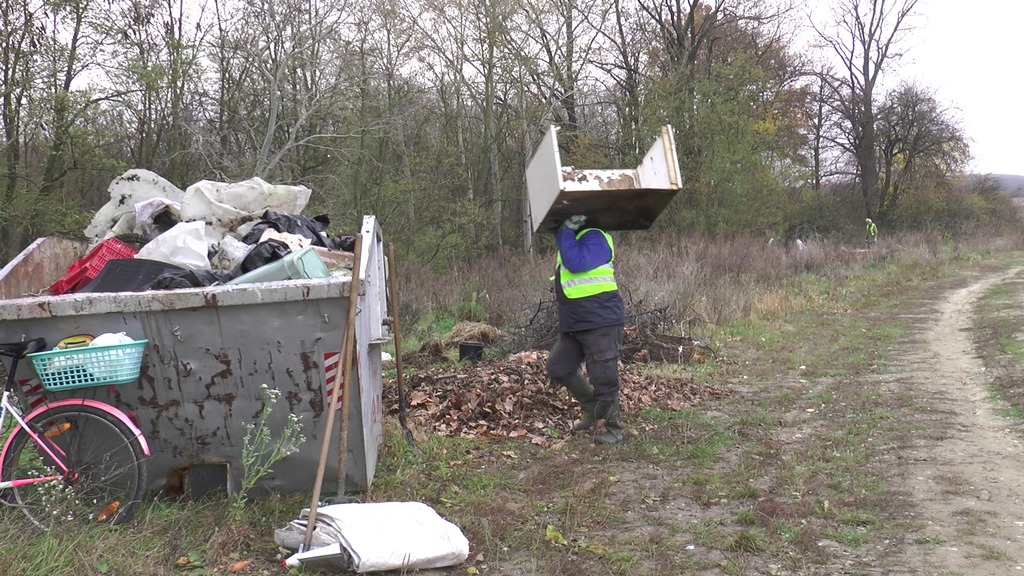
[0,170,389,499]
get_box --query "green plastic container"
[227,246,330,285]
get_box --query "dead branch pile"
[383,349,731,446]
[402,319,717,370]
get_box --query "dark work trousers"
[547,324,624,404]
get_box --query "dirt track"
[892,268,1024,573]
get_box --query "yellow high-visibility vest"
[555,229,618,299]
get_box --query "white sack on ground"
[85,169,185,241]
[179,177,311,242]
[278,501,470,573]
[135,221,211,270]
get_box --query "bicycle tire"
[0,404,147,528]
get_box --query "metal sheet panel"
[0,237,85,300]
[526,125,683,233]
[525,125,563,234]
[354,216,387,489]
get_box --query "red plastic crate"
[49,238,138,295]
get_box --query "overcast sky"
[892,0,1022,176]
[802,0,1021,176]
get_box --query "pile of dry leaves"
[382,348,731,446]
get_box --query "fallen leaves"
[384,349,731,444]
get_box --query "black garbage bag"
[241,210,336,248]
[77,259,187,293]
[236,239,292,275]
[332,234,356,252]
[149,268,236,290]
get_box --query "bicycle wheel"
[0,404,147,528]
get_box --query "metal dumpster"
[0,216,389,498]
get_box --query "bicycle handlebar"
[0,338,48,360]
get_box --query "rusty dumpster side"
[0,216,389,498]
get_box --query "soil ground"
[888,268,1024,573]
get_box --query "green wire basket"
[28,340,149,391]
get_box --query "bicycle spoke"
[1,405,146,528]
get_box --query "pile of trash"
[50,169,356,294]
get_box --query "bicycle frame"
[0,388,66,489]
[0,390,151,489]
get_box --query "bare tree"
[813,0,919,221]
[518,0,612,153]
[204,0,360,181]
[411,0,480,202]
[874,82,968,217]
[2,0,114,254]
[478,0,508,247]
[36,0,94,199]
[0,0,38,258]
[637,0,783,87]
[413,0,523,248]
[803,66,854,191]
[246,0,355,180]
[592,0,648,156]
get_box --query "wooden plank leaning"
[301,233,364,552]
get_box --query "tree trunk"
[39,3,84,200]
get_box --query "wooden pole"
[386,243,412,442]
[301,234,363,552]
[334,234,364,497]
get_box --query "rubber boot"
[562,372,598,432]
[594,401,625,445]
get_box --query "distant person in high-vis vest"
[547,215,627,445]
[865,218,877,245]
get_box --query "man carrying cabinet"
[547,214,627,445]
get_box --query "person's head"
[865,218,872,224]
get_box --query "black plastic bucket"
[458,341,484,362]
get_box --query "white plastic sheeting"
[276,501,470,573]
[85,169,313,246]
[135,221,211,270]
[180,177,311,242]
[85,169,184,240]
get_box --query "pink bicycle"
[0,337,149,527]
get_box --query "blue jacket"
[554,228,625,332]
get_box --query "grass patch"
[727,528,771,553]
[0,494,309,575]
[823,527,870,547]
[971,268,1024,431]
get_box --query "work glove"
[561,215,587,231]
